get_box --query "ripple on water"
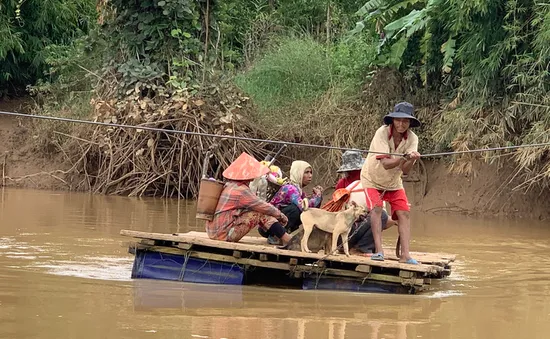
[0,237,133,282]
[427,290,465,298]
[33,256,133,282]
[5,255,38,260]
[0,237,15,249]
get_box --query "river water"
[0,188,549,339]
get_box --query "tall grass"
[234,38,332,114]
[234,35,378,126]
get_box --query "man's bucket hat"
[383,101,421,128]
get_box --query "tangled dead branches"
[61,85,272,198]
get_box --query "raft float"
[121,230,455,294]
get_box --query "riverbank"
[0,107,548,220]
[0,99,70,190]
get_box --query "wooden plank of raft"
[192,251,424,285]
[134,243,288,270]
[183,231,456,264]
[399,270,417,279]
[123,230,439,274]
[355,265,372,274]
[182,231,455,266]
[121,230,440,274]
[140,239,156,246]
[176,243,192,250]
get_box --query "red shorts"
[364,188,410,220]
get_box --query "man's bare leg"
[370,207,384,255]
[394,210,413,261]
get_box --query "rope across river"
[1,110,549,157]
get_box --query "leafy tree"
[354,0,550,185]
[0,0,96,95]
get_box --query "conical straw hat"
[222,152,270,181]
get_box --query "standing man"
[361,102,421,264]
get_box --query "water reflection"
[132,279,446,339]
[133,280,244,310]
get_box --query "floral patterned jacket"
[270,183,322,211]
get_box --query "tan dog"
[300,199,368,256]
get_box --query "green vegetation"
[0,0,96,95]
[351,0,550,186]
[235,38,333,113]
[234,34,378,115]
[2,0,550,195]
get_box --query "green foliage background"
[0,0,96,95]
[353,0,550,187]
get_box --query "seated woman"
[335,150,363,189]
[205,152,291,245]
[269,160,323,234]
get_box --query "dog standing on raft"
[300,199,368,256]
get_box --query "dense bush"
[0,0,96,95]
[234,33,378,113]
[353,0,550,186]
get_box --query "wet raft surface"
[121,230,455,294]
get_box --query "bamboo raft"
[121,230,455,294]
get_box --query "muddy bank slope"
[0,108,548,220]
[406,160,549,220]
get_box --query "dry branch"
[56,87,271,198]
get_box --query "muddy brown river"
[0,188,549,339]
